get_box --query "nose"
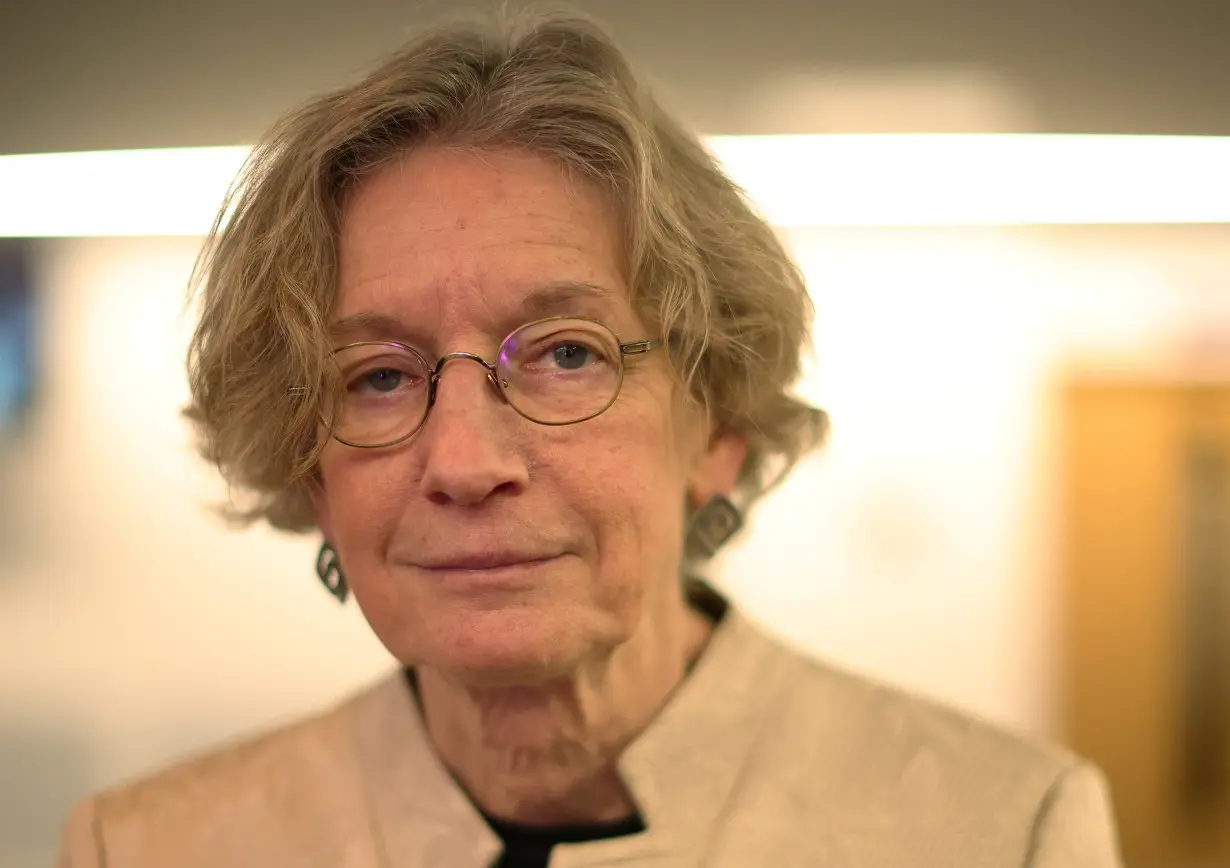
[416,355,529,506]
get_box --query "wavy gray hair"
[186,9,827,556]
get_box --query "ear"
[687,428,748,510]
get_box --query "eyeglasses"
[323,316,663,448]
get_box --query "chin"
[406,603,623,687]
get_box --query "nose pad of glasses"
[486,369,509,396]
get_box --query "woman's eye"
[521,335,608,372]
[364,369,404,392]
[348,366,421,394]
[551,343,591,370]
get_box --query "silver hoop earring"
[315,542,349,604]
[686,494,744,560]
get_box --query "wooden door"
[1061,381,1230,867]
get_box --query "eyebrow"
[329,281,621,344]
[519,281,618,319]
[329,311,411,345]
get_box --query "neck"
[416,599,713,827]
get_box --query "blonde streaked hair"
[186,8,827,549]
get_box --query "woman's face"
[314,145,742,685]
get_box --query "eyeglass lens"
[327,318,626,447]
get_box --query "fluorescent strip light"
[708,134,1230,227]
[2,135,1229,237]
[0,146,249,238]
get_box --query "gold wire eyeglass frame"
[323,316,664,449]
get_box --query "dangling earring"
[315,542,349,603]
[686,494,744,560]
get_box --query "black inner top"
[486,812,647,868]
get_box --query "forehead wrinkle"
[342,234,627,322]
[332,276,632,350]
[335,147,635,349]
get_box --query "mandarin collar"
[350,582,794,868]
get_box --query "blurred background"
[2,0,1229,866]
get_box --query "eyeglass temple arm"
[620,338,663,356]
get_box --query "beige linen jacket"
[57,598,1122,867]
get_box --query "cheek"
[570,387,693,570]
[316,446,410,556]
[317,449,421,640]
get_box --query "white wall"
[720,225,1230,729]
[3,226,1229,865]
[720,227,1063,731]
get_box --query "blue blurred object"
[0,239,36,434]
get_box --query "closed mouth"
[418,553,560,572]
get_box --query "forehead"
[333,145,633,342]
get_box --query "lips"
[416,552,560,571]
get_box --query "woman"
[58,11,1120,868]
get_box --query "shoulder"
[100,700,352,820]
[730,620,1120,864]
[784,642,1077,786]
[725,614,1078,787]
[56,674,400,868]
